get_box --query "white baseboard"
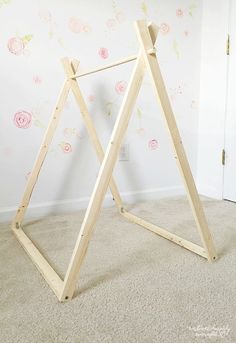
[0,185,184,223]
[196,184,223,200]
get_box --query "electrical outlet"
[119,143,129,161]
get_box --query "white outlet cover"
[119,143,129,161]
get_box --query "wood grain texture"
[60,52,146,301]
[134,20,217,261]
[11,21,216,303]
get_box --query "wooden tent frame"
[11,21,217,302]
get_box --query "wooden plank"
[11,76,76,229]
[121,210,207,259]
[13,227,63,298]
[72,54,137,78]
[10,21,215,304]
[134,20,217,262]
[59,52,146,301]
[61,57,123,209]
[147,22,159,45]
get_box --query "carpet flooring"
[0,196,236,342]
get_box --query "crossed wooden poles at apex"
[11,20,217,302]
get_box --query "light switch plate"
[119,143,129,161]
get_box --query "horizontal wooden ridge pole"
[71,54,138,78]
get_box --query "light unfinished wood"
[134,20,217,262]
[13,227,63,298]
[121,210,207,258]
[60,23,159,301]
[72,54,137,79]
[61,57,123,210]
[11,77,76,229]
[11,21,217,303]
[59,51,146,301]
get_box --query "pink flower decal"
[137,128,145,135]
[82,23,91,33]
[7,37,25,55]
[13,110,32,129]
[115,80,127,95]
[68,17,83,33]
[160,23,170,35]
[106,18,116,30]
[33,75,41,84]
[148,139,158,150]
[98,47,109,59]
[176,8,184,17]
[116,12,125,23]
[68,18,91,33]
[38,10,52,23]
[88,94,95,102]
[60,142,72,153]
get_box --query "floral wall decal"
[38,10,52,23]
[148,139,158,150]
[104,80,128,116]
[176,8,184,17]
[188,3,197,17]
[136,107,145,135]
[115,80,127,95]
[173,39,180,59]
[32,111,45,129]
[13,110,32,129]
[33,75,42,84]
[82,23,91,33]
[68,17,91,33]
[7,37,24,55]
[113,1,125,21]
[115,11,125,23]
[191,100,197,109]
[68,17,81,33]
[106,0,125,32]
[141,1,148,16]
[88,94,95,102]
[0,0,11,7]
[0,0,202,215]
[38,9,55,39]
[160,23,170,35]
[106,18,117,31]
[169,84,185,101]
[63,128,81,139]
[59,142,73,153]
[7,35,32,55]
[98,47,109,59]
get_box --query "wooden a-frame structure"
[11,21,217,302]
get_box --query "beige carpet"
[0,196,236,342]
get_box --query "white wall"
[0,0,202,222]
[197,0,230,199]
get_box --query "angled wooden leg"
[11,71,78,230]
[134,20,217,262]
[61,57,123,210]
[10,20,217,304]
[59,52,146,301]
